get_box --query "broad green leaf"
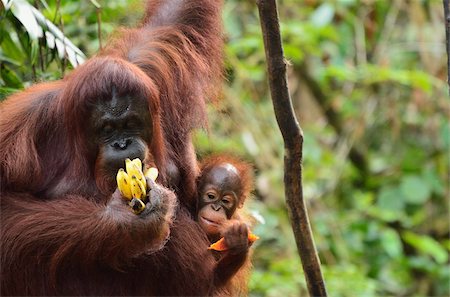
[401,147,426,172]
[45,31,56,49]
[381,228,403,258]
[323,65,356,82]
[0,64,23,89]
[29,4,86,66]
[89,0,101,9]
[443,240,450,251]
[0,54,21,66]
[283,44,303,63]
[423,167,445,196]
[54,38,65,59]
[10,0,43,40]
[2,0,13,10]
[0,87,19,100]
[66,47,78,68]
[402,231,448,264]
[310,3,334,28]
[400,175,431,204]
[409,71,432,92]
[377,186,404,211]
[0,30,26,62]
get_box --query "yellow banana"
[130,175,145,199]
[116,168,132,200]
[129,198,146,215]
[144,167,159,182]
[136,176,147,198]
[117,160,149,214]
[131,158,142,171]
[125,158,146,188]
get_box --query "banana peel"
[116,158,159,214]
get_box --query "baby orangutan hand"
[221,220,249,255]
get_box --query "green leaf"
[377,186,404,211]
[422,167,445,196]
[283,44,303,63]
[409,71,432,92]
[30,39,39,66]
[402,231,448,264]
[323,65,356,82]
[400,175,431,204]
[0,64,23,89]
[381,228,403,258]
[89,0,101,9]
[27,3,86,67]
[0,30,27,63]
[0,87,19,100]
[310,3,334,28]
[10,0,43,40]
[443,240,450,251]
[401,147,426,172]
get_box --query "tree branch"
[256,1,327,296]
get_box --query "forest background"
[0,0,448,296]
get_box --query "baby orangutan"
[196,155,254,296]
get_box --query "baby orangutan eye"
[222,197,233,207]
[207,193,216,200]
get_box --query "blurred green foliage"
[1,0,448,296]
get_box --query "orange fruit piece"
[208,232,259,251]
[248,233,259,242]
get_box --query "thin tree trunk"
[256,0,327,296]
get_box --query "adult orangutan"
[0,0,247,295]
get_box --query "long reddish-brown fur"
[0,0,226,295]
[198,154,255,297]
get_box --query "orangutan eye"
[207,193,216,200]
[101,124,114,135]
[125,118,140,130]
[222,197,232,207]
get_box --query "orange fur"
[0,0,225,295]
[197,154,256,296]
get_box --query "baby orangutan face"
[197,164,243,238]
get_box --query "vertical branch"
[444,0,450,93]
[256,0,327,296]
[96,8,102,50]
[90,0,102,50]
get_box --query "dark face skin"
[90,92,153,178]
[197,163,242,238]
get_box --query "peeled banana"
[144,167,159,183]
[130,175,146,199]
[126,158,146,189]
[116,158,159,215]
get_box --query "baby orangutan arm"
[213,220,250,288]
